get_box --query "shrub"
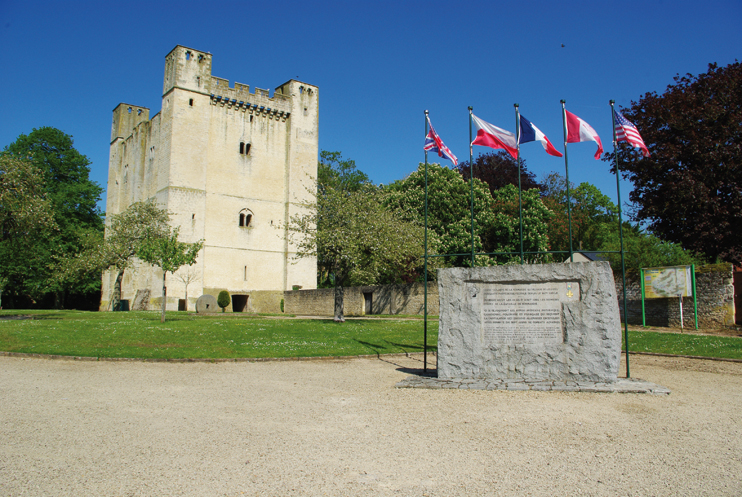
[280,299,285,313]
[217,290,230,312]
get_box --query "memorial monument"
[437,262,621,382]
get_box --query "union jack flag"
[614,109,650,157]
[424,115,458,166]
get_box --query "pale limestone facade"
[101,45,318,312]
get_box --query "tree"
[137,227,203,322]
[317,150,371,194]
[608,61,742,265]
[2,127,103,307]
[456,151,541,196]
[599,224,707,271]
[173,266,200,311]
[384,163,496,268]
[288,183,429,322]
[541,172,619,253]
[59,200,170,311]
[383,163,551,267]
[217,291,231,313]
[0,155,57,306]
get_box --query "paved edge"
[395,376,671,395]
[0,350,437,363]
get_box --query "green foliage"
[289,155,430,321]
[317,150,371,194]
[57,200,171,311]
[2,127,103,303]
[384,163,551,266]
[486,185,551,263]
[456,151,541,196]
[599,225,707,271]
[137,227,203,322]
[608,62,742,265]
[217,291,231,312]
[541,172,618,253]
[280,299,285,313]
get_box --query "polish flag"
[519,115,563,157]
[565,110,603,159]
[471,114,518,159]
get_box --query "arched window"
[238,208,253,228]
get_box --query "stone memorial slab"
[437,262,621,383]
[196,294,218,314]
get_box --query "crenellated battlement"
[209,76,290,113]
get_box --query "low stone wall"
[614,263,735,328]
[284,283,439,316]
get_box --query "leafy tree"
[0,155,57,306]
[541,172,618,253]
[485,185,551,264]
[288,184,429,322]
[456,151,541,196]
[384,163,551,266]
[59,200,170,311]
[384,163,495,267]
[2,127,103,307]
[318,150,371,194]
[137,227,203,322]
[607,62,742,265]
[217,291,231,313]
[599,224,707,271]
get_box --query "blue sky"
[1,0,740,212]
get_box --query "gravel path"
[1,354,740,496]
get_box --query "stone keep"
[101,45,318,311]
[437,263,621,382]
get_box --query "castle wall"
[102,45,317,311]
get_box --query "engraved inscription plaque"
[481,282,578,344]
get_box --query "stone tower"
[102,45,318,312]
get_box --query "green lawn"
[0,310,739,360]
[626,330,742,360]
[0,310,436,359]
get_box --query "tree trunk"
[184,286,188,312]
[112,270,124,311]
[161,272,167,323]
[333,282,345,323]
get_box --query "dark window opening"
[239,213,245,226]
[239,142,251,155]
[244,143,251,155]
[239,142,244,154]
[178,299,187,311]
[189,98,194,106]
[185,51,191,60]
[198,54,204,63]
[239,212,253,227]
[250,115,253,122]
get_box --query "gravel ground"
[1,353,740,496]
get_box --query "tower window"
[240,142,251,155]
[239,210,253,228]
[189,98,194,107]
[185,51,191,61]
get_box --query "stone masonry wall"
[614,263,735,328]
[284,283,440,317]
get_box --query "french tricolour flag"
[471,114,518,159]
[519,115,563,157]
[565,110,603,159]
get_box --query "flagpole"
[469,107,475,266]
[610,100,631,379]
[514,104,524,265]
[423,110,429,373]
[560,100,574,262]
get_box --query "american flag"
[614,109,650,157]
[424,116,458,166]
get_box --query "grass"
[1,310,739,360]
[0,310,436,359]
[626,330,742,360]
